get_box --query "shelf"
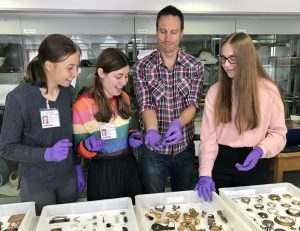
[269,56,300,67]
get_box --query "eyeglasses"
[220,55,237,64]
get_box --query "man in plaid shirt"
[133,5,204,193]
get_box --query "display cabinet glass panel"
[1,14,300,199]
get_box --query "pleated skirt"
[87,151,143,202]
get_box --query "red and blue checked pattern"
[133,49,204,154]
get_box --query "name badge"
[40,108,60,129]
[100,123,117,140]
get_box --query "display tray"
[0,201,36,231]
[219,182,300,231]
[135,190,257,231]
[36,197,139,231]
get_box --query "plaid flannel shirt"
[133,49,204,154]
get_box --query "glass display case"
[1,13,300,198]
[1,14,300,125]
[253,34,300,119]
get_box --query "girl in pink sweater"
[194,32,287,201]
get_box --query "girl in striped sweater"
[73,48,143,201]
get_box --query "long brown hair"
[24,34,80,91]
[215,32,275,134]
[91,48,131,122]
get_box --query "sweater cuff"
[128,129,137,135]
[258,144,267,158]
[33,148,48,162]
[77,140,97,158]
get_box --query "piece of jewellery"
[151,223,175,231]
[172,205,180,211]
[291,200,300,206]
[268,194,281,201]
[189,208,199,218]
[281,203,291,208]
[49,216,70,224]
[241,197,251,204]
[274,215,295,227]
[256,195,264,203]
[217,210,228,223]
[258,212,268,219]
[261,219,274,228]
[267,202,276,207]
[254,203,264,210]
[282,193,293,199]
[286,208,300,217]
[267,207,278,214]
[154,204,165,212]
[145,213,154,221]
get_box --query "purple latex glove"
[84,135,105,152]
[144,129,164,151]
[164,119,183,145]
[44,139,72,162]
[235,147,263,171]
[129,131,143,148]
[75,165,86,192]
[193,176,216,201]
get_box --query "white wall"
[0,0,300,14]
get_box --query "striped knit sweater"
[73,91,131,157]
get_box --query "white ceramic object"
[9,170,19,187]
[0,57,6,67]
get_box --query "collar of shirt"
[155,49,192,69]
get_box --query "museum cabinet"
[1,13,300,197]
[1,14,300,119]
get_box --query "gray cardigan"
[0,82,76,192]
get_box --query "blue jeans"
[141,141,195,193]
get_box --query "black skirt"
[87,150,143,202]
[212,144,269,191]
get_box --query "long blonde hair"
[215,32,273,134]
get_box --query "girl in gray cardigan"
[0,34,85,215]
